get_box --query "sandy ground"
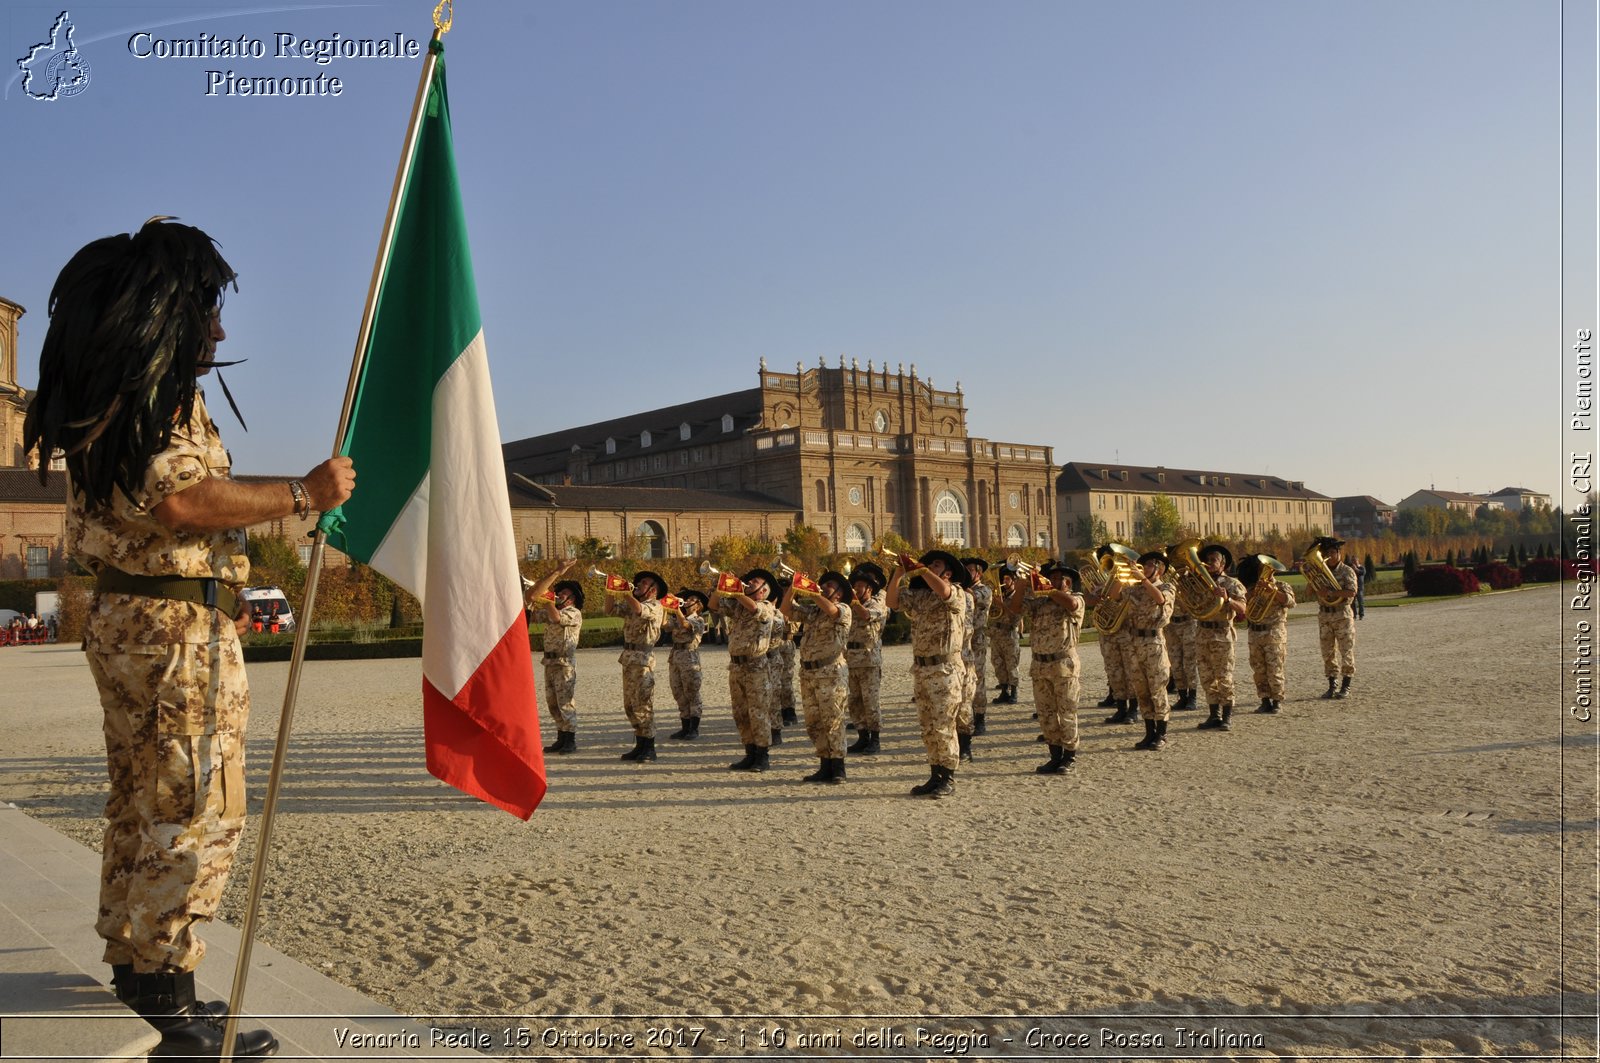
[1,584,1595,1061]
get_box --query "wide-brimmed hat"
[919,549,965,578]
[1236,555,1263,587]
[552,580,585,609]
[1040,560,1080,590]
[1197,544,1233,569]
[1312,535,1346,551]
[996,562,1018,578]
[961,556,989,573]
[849,561,887,591]
[632,570,665,597]
[817,570,851,597]
[676,588,709,611]
[1137,551,1168,569]
[741,568,778,595]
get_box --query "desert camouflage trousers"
[89,640,249,973]
[847,662,882,731]
[668,649,703,718]
[1030,666,1081,751]
[800,659,849,758]
[1165,620,1197,692]
[955,655,977,736]
[913,661,963,770]
[772,643,797,713]
[1101,631,1132,698]
[1248,626,1289,700]
[1318,614,1356,677]
[729,661,773,748]
[970,634,990,708]
[1196,632,1238,706]
[542,655,577,733]
[990,627,1021,687]
[1125,634,1172,721]
[621,655,656,738]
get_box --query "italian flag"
[323,45,545,819]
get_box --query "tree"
[781,524,829,573]
[1075,514,1110,549]
[565,535,613,560]
[1135,493,1184,549]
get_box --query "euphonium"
[1166,539,1227,622]
[1301,542,1344,607]
[1244,554,1290,624]
[1082,543,1142,635]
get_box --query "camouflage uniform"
[1196,576,1247,706]
[770,613,797,722]
[968,581,993,709]
[719,598,777,747]
[665,610,708,720]
[607,596,663,738]
[846,592,890,732]
[899,584,968,770]
[541,603,583,734]
[989,600,1023,696]
[1022,592,1085,750]
[1318,563,1358,678]
[955,587,978,737]
[71,394,250,973]
[1123,581,1175,722]
[792,597,852,758]
[1248,582,1297,701]
[1100,626,1133,701]
[1164,611,1198,700]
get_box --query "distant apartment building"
[1333,496,1396,540]
[1396,489,1502,514]
[1056,463,1334,549]
[1484,486,1551,512]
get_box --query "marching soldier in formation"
[665,589,709,739]
[1111,552,1177,750]
[989,563,1024,705]
[527,559,584,754]
[607,571,666,762]
[782,570,854,783]
[1311,536,1360,699]
[953,562,981,762]
[1007,560,1085,774]
[1194,545,1248,733]
[1164,547,1200,711]
[886,550,969,798]
[772,591,799,729]
[1239,555,1295,714]
[714,568,780,772]
[963,557,994,731]
[845,562,889,755]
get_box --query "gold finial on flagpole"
[433,0,454,34]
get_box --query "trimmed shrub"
[1404,565,1480,596]
[1522,558,1576,583]
[1472,562,1523,590]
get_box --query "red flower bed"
[1472,562,1523,590]
[1404,565,1481,596]
[1521,558,1577,583]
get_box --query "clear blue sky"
[1,0,1574,510]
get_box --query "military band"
[607,569,666,762]
[845,562,890,755]
[526,559,584,754]
[989,564,1024,705]
[665,589,709,738]
[781,570,853,783]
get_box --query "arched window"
[844,523,869,552]
[1006,523,1025,547]
[815,479,828,512]
[641,430,652,448]
[721,413,734,433]
[1036,488,1047,514]
[1036,530,1050,549]
[934,490,966,546]
[636,520,667,559]
[605,437,616,455]
[679,422,691,441]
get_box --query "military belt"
[1131,628,1162,638]
[913,653,952,667]
[847,641,868,649]
[1247,622,1277,633]
[623,641,654,653]
[94,569,238,619]
[1199,620,1233,630]
[1032,650,1069,663]
[802,655,843,671]
[1319,605,1345,614]
[1171,614,1190,623]
[542,652,573,661]
[730,653,761,665]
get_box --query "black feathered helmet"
[24,217,239,509]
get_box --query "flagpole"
[220,7,452,1057]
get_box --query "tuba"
[1300,542,1345,607]
[1244,554,1290,624]
[1079,543,1142,635]
[1166,539,1227,622]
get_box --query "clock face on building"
[848,486,862,506]
[872,410,888,433]
[1009,491,1020,509]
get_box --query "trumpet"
[1008,554,1050,592]
[877,546,920,571]
[586,566,633,594]
[1079,543,1143,634]
[699,561,749,594]
[1244,554,1290,624]
[774,560,796,580]
[1166,539,1227,623]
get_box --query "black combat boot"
[543,731,576,754]
[1059,747,1077,770]
[668,718,694,739]
[1335,676,1351,699]
[781,706,798,725]
[860,730,880,755]
[847,728,873,753]
[1177,689,1195,711]
[1151,719,1168,750]
[112,965,227,1018]
[1321,676,1338,699]
[1198,705,1223,730]
[1104,700,1136,725]
[957,733,974,762]
[1255,697,1274,713]
[1260,699,1280,715]
[973,712,987,736]
[1097,689,1118,708]
[829,757,846,783]
[1133,718,1158,750]
[730,743,764,771]
[910,765,955,797]
[803,758,835,783]
[129,971,279,1059]
[619,736,656,762]
[770,727,783,745]
[1218,704,1233,732]
[1036,744,1066,774]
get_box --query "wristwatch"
[288,479,311,520]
